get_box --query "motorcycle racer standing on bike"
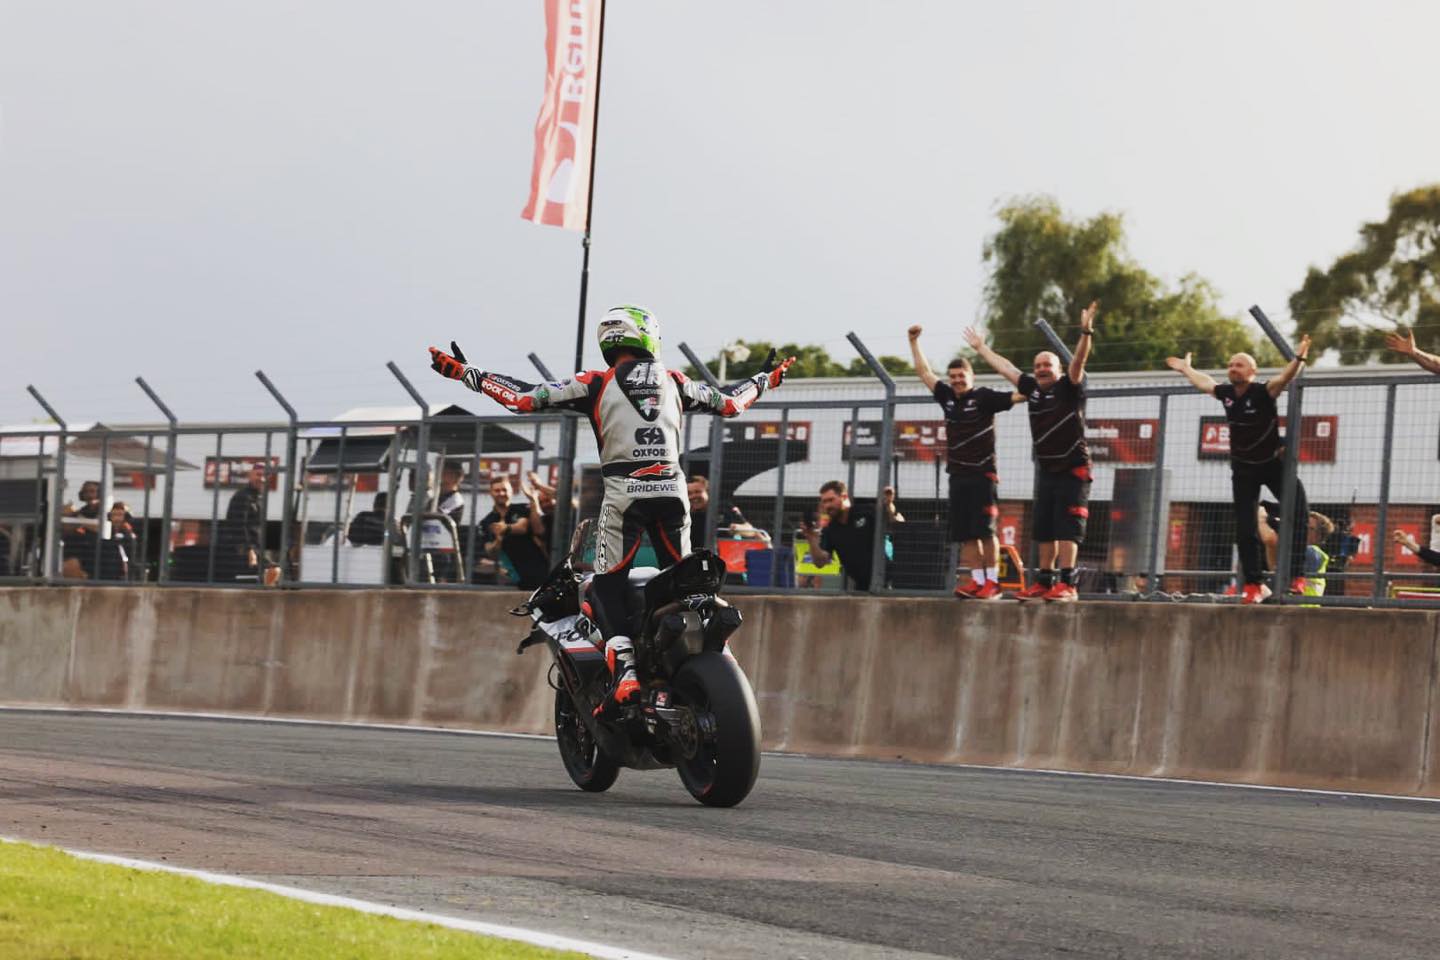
[429,306,795,705]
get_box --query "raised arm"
[1069,300,1098,383]
[907,325,940,392]
[1267,335,1311,399]
[962,327,1023,387]
[1163,352,1218,396]
[429,341,594,414]
[673,350,797,418]
[798,514,831,567]
[1386,328,1440,376]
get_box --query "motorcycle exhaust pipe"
[653,612,688,652]
[702,604,742,651]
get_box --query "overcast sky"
[2,0,1436,425]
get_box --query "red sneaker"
[1042,582,1078,603]
[1012,581,1050,601]
[1240,582,1272,605]
[954,580,985,599]
[973,580,1004,601]
[1288,576,1307,596]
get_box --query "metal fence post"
[1146,393,1170,593]
[679,342,725,549]
[1273,379,1305,601]
[525,352,572,563]
[1373,382,1398,599]
[1249,307,1302,603]
[136,378,178,585]
[528,353,556,381]
[1033,318,1075,367]
[542,344,579,573]
[772,407,791,587]
[256,371,299,585]
[387,362,431,585]
[25,386,67,582]
[847,333,896,595]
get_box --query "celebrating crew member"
[1384,327,1440,375]
[964,301,1100,602]
[429,306,794,704]
[1165,336,1313,603]
[799,480,905,592]
[908,324,1021,599]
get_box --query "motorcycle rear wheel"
[554,688,620,792]
[672,651,761,807]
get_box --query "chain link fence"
[4,356,1439,607]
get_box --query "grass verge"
[0,840,587,960]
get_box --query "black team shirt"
[1016,373,1090,472]
[479,502,550,588]
[1212,381,1284,466]
[933,383,1014,475]
[820,507,881,591]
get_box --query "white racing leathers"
[459,357,772,638]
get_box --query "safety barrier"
[2,587,1436,796]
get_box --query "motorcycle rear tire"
[672,651,761,807]
[554,688,620,792]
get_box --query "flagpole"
[572,0,607,374]
[553,0,607,557]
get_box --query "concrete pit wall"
[2,587,1437,797]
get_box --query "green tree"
[683,342,841,380]
[684,342,911,380]
[1289,184,1440,364]
[845,355,912,378]
[981,196,1277,370]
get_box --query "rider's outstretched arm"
[673,352,797,418]
[429,344,596,414]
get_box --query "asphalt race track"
[2,710,1438,959]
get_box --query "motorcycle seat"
[627,567,662,589]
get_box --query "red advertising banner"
[1197,416,1338,463]
[203,457,280,490]
[723,421,810,444]
[842,418,1158,463]
[474,456,526,487]
[521,0,603,230]
[842,421,945,461]
[1085,419,1158,463]
[113,471,156,490]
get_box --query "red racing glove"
[429,340,469,380]
[759,349,797,389]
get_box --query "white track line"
[0,836,676,960]
[4,704,1439,805]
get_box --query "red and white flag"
[521,0,603,231]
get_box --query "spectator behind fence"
[965,301,1099,603]
[798,480,904,592]
[909,324,1021,600]
[687,474,766,541]
[480,474,549,589]
[1166,336,1313,604]
[65,480,101,519]
[105,501,139,581]
[220,463,268,579]
[437,462,466,524]
[60,479,102,578]
[347,491,390,546]
[520,470,558,552]
[1259,508,1334,597]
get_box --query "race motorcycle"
[511,521,762,807]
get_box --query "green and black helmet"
[596,304,661,365]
